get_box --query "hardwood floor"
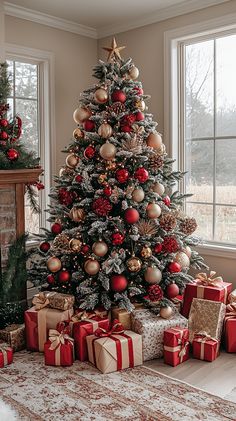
[145,351,236,402]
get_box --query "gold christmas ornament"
[73,127,84,140]
[174,251,190,269]
[98,123,113,139]
[92,240,108,257]
[99,142,116,160]
[106,161,117,171]
[140,245,152,259]
[53,233,70,251]
[135,100,146,111]
[73,107,91,124]
[129,66,139,80]
[152,182,165,196]
[136,219,158,236]
[84,258,100,275]
[98,173,107,184]
[160,306,173,319]
[103,37,126,62]
[132,188,145,203]
[159,213,177,231]
[144,266,162,284]
[47,256,62,273]
[94,88,108,104]
[182,245,192,258]
[146,203,162,219]
[69,207,85,222]
[69,238,82,252]
[179,217,197,235]
[146,132,163,150]
[66,153,79,169]
[127,256,142,273]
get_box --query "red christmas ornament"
[58,188,74,206]
[46,274,55,284]
[92,197,112,216]
[134,167,149,183]
[134,87,144,95]
[154,243,163,254]
[7,148,19,161]
[124,208,139,224]
[111,274,128,292]
[122,114,136,125]
[168,262,181,273]
[112,232,125,245]
[121,124,132,133]
[146,284,163,302]
[162,236,179,253]
[39,241,51,253]
[166,283,180,299]
[58,270,71,283]
[116,168,129,183]
[0,119,8,127]
[135,111,145,121]
[83,119,95,131]
[103,185,112,197]
[163,195,171,206]
[84,145,95,159]
[51,222,63,235]
[81,244,90,255]
[1,131,8,140]
[111,90,126,103]
[75,174,83,183]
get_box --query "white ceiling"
[4,0,230,38]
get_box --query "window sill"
[196,243,236,259]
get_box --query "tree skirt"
[0,351,235,421]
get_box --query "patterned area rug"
[0,351,235,421]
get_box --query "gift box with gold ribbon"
[164,326,190,367]
[86,320,143,374]
[0,324,25,352]
[32,291,75,311]
[71,309,109,361]
[44,326,74,367]
[24,306,74,352]
[111,303,144,330]
[224,303,236,352]
[192,332,219,362]
[188,298,226,343]
[182,271,231,318]
[0,344,13,368]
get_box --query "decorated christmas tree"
[29,38,207,315]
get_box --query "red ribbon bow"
[94,319,124,338]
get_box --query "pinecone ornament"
[53,233,70,252]
[149,153,164,172]
[179,217,197,235]
[107,102,126,114]
[159,213,177,231]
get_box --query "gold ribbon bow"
[195,271,223,287]
[48,329,74,366]
[32,292,50,310]
[71,309,101,322]
[225,303,236,321]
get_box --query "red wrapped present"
[0,344,13,368]
[44,328,74,366]
[224,303,236,352]
[192,332,219,362]
[86,320,143,374]
[182,271,231,318]
[72,310,109,361]
[25,306,74,352]
[164,326,189,366]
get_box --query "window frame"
[164,13,236,259]
[5,44,56,240]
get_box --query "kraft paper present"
[188,298,226,343]
[0,324,25,352]
[111,303,144,330]
[32,291,75,311]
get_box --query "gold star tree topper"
[103,37,126,62]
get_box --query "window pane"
[185,139,213,202]
[216,35,236,136]
[6,60,14,97]
[15,62,38,99]
[186,202,213,241]
[7,98,14,118]
[185,40,214,139]
[215,205,236,244]
[216,139,236,205]
[15,99,39,155]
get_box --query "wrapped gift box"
[182,272,231,318]
[32,291,75,311]
[192,335,219,362]
[131,309,187,361]
[44,328,74,367]
[0,344,13,368]
[0,324,25,352]
[25,306,73,352]
[188,298,226,343]
[86,325,143,374]
[224,303,236,352]
[164,326,190,367]
[72,315,110,361]
[111,303,144,330]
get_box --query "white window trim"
[5,43,56,234]
[164,13,236,259]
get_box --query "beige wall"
[5,16,97,170]
[98,0,236,285]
